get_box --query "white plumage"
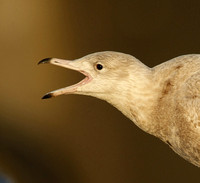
[39,51,200,167]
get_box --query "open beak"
[38,58,92,99]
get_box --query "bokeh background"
[0,0,200,182]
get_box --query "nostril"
[166,140,172,147]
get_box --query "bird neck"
[103,69,158,135]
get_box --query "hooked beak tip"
[42,93,53,99]
[38,58,52,65]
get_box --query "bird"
[39,51,200,167]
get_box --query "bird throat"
[104,90,156,135]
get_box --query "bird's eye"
[96,64,103,70]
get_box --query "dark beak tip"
[38,58,52,65]
[42,93,53,99]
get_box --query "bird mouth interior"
[45,69,93,98]
[69,70,92,90]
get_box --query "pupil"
[97,64,103,70]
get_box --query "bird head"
[38,51,149,101]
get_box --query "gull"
[39,51,200,167]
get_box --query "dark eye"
[96,64,103,70]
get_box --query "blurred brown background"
[0,0,200,182]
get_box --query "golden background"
[0,0,200,182]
